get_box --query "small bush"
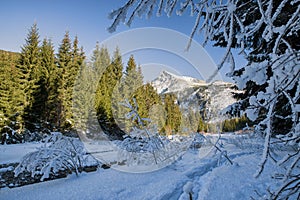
[14,132,86,181]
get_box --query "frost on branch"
[116,99,190,167]
[14,132,86,181]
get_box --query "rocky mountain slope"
[151,71,242,120]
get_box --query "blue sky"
[0,0,246,82]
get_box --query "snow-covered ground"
[0,143,41,164]
[0,133,291,200]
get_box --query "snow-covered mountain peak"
[151,71,241,117]
[151,70,206,94]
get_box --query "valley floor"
[0,133,290,200]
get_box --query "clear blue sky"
[0,0,246,82]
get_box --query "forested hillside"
[1,24,204,143]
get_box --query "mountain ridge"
[151,70,242,122]
[151,70,235,94]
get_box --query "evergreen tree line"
[48,42,185,140]
[0,24,185,142]
[0,24,85,142]
[0,24,250,143]
[182,109,250,134]
[90,49,184,139]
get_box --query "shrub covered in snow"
[115,99,191,167]
[14,132,86,181]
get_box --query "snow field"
[0,133,294,200]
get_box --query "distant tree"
[223,119,236,132]
[131,83,161,128]
[163,93,182,133]
[124,55,144,97]
[92,43,111,74]
[87,44,111,135]
[180,108,201,133]
[235,115,249,130]
[197,116,206,133]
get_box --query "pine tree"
[16,23,42,131]
[131,83,161,128]
[40,38,57,128]
[56,32,85,131]
[163,93,182,134]
[73,62,95,134]
[113,55,144,131]
[0,51,19,131]
[92,43,110,75]
[56,31,72,130]
[197,116,205,133]
[95,47,125,140]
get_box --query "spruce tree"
[56,32,85,130]
[124,56,144,96]
[0,51,19,131]
[92,43,111,75]
[197,116,205,133]
[16,23,42,131]
[85,44,111,136]
[131,83,161,128]
[73,62,95,134]
[113,55,144,131]
[66,36,85,128]
[163,93,182,134]
[40,38,57,128]
[56,31,72,130]
[95,47,125,140]
[0,52,12,127]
